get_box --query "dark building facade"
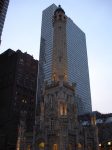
[0,0,9,45]
[0,49,38,150]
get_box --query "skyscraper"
[38,4,92,115]
[0,0,9,45]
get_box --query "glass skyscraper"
[38,4,92,115]
[0,0,9,45]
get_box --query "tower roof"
[54,5,65,15]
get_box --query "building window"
[60,103,67,115]
[77,143,82,149]
[19,58,24,64]
[41,102,44,114]
[22,99,27,103]
[39,142,45,149]
[53,144,58,150]
[27,145,30,150]
[68,144,72,150]
[50,95,53,108]
[50,118,55,130]
[52,72,56,81]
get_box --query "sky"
[0,0,112,114]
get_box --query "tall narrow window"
[60,103,63,115]
[60,103,67,115]
[64,104,67,115]
[53,144,58,150]
[50,95,53,108]
[51,119,54,130]
[68,144,72,150]
[41,102,44,114]
[27,145,30,150]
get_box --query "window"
[50,95,53,108]
[68,144,72,150]
[60,103,67,115]
[52,73,56,81]
[39,142,45,149]
[19,58,24,64]
[51,119,54,130]
[53,144,58,150]
[27,145,30,150]
[22,99,27,103]
[41,102,44,113]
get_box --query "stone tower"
[34,5,99,150]
[52,5,68,82]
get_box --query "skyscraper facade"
[38,4,92,115]
[0,0,9,45]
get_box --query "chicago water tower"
[34,5,99,150]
